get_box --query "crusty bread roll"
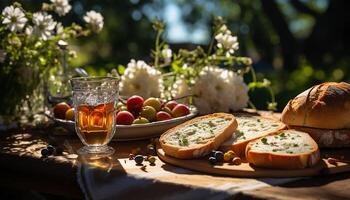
[281,82,350,129]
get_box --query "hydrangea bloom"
[119,60,163,98]
[173,66,249,114]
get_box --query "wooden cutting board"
[156,144,350,178]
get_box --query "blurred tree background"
[0,0,348,111]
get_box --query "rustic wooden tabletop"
[1,128,350,200]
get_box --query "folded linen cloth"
[77,156,303,200]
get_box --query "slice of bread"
[288,125,350,148]
[159,113,238,159]
[220,115,286,157]
[246,130,320,169]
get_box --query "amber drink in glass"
[70,77,119,156]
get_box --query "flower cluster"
[172,66,249,114]
[83,10,104,33]
[51,0,71,16]
[109,17,277,113]
[119,60,164,99]
[215,25,239,57]
[0,1,104,117]
[1,2,104,41]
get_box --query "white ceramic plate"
[49,106,198,141]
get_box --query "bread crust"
[159,113,238,159]
[220,115,286,158]
[246,130,321,169]
[281,82,350,129]
[288,125,350,148]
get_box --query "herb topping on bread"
[160,113,237,159]
[246,130,320,169]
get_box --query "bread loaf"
[281,82,350,129]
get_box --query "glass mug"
[70,77,119,156]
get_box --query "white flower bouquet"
[110,18,277,114]
[0,1,103,122]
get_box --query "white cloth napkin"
[77,157,304,200]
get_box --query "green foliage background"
[0,0,348,111]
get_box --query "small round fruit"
[143,97,162,111]
[41,148,49,157]
[161,106,173,116]
[47,145,55,155]
[172,104,190,118]
[118,105,128,112]
[148,156,156,165]
[116,102,124,110]
[140,106,157,121]
[156,111,172,121]
[232,157,242,165]
[208,156,217,165]
[133,117,149,124]
[224,152,235,162]
[129,153,135,160]
[126,95,144,113]
[53,102,71,119]
[65,108,75,121]
[116,111,135,125]
[210,150,217,157]
[214,151,224,162]
[164,101,178,110]
[134,155,144,165]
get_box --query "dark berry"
[210,150,217,157]
[41,148,49,157]
[214,151,224,162]
[134,155,144,165]
[208,156,217,165]
[47,145,55,155]
[55,147,64,155]
[147,146,155,155]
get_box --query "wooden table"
[1,127,350,200]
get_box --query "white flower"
[25,25,33,35]
[51,0,71,16]
[267,102,277,111]
[161,47,172,64]
[0,49,6,63]
[119,59,163,98]
[218,25,231,35]
[171,77,191,103]
[83,11,104,33]
[262,78,271,87]
[32,12,57,40]
[56,22,64,34]
[191,66,249,114]
[215,32,239,56]
[1,6,27,32]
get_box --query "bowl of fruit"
[50,95,197,141]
